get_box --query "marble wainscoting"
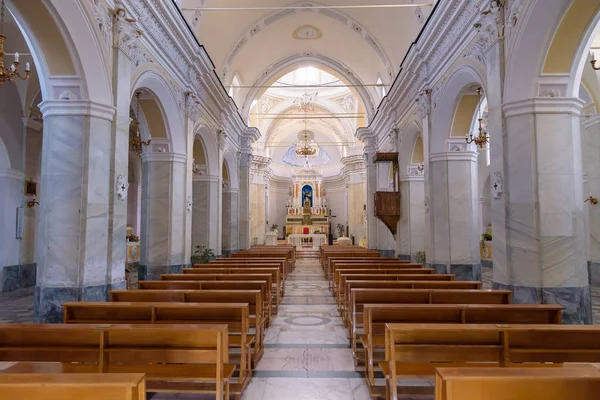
[589,262,600,287]
[432,263,482,281]
[137,264,185,281]
[0,264,36,292]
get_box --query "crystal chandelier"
[465,87,489,149]
[296,130,317,157]
[0,0,31,87]
[130,92,151,154]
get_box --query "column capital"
[39,100,116,121]
[193,174,219,183]
[503,97,586,118]
[142,152,187,164]
[430,151,478,163]
[582,114,600,129]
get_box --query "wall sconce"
[585,194,598,205]
[26,197,39,208]
[591,53,600,71]
[417,163,424,172]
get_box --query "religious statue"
[303,188,312,206]
[303,197,312,225]
[303,197,311,214]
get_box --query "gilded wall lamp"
[130,92,151,154]
[0,0,30,87]
[465,87,489,149]
[585,193,598,205]
[591,52,600,71]
[26,196,39,208]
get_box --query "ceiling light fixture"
[130,92,152,154]
[465,87,489,149]
[0,0,31,87]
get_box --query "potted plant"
[415,251,426,264]
[270,224,279,234]
[336,224,346,238]
[480,232,492,257]
[191,245,215,265]
[127,234,139,243]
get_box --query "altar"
[284,168,331,237]
[287,233,327,249]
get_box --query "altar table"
[287,234,327,249]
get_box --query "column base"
[34,281,126,323]
[221,250,232,258]
[431,264,482,281]
[397,254,412,261]
[138,264,185,281]
[379,250,395,258]
[589,261,600,287]
[491,282,592,324]
[481,259,493,269]
[0,263,36,292]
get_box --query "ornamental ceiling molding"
[293,25,323,40]
[220,1,395,81]
[241,52,376,120]
[360,0,486,146]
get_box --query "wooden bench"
[207,259,288,279]
[434,366,600,400]
[233,248,295,271]
[182,267,283,309]
[383,324,600,400]
[348,289,512,349]
[332,268,432,292]
[109,289,265,363]
[0,323,233,399]
[137,280,272,325]
[328,259,415,280]
[321,249,380,271]
[337,274,456,310]
[63,302,252,394]
[342,280,483,318]
[162,274,277,318]
[0,373,147,400]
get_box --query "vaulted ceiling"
[180,0,436,114]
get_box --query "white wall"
[325,185,347,238]
[268,188,288,238]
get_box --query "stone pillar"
[500,97,590,324]
[397,168,425,261]
[0,169,25,292]
[107,0,137,292]
[34,100,116,322]
[192,174,219,253]
[126,182,141,235]
[364,143,378,250]
[139,153,187,280]
[428,150,481,281]
[238,149,252,250]
[417,91,434,266]
[222,187,239,256]
[582,115,600,287]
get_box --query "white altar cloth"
[287,234,327,249]
[265,232,278,245]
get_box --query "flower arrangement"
[127,235,140,243]
[336,224,345,237]
[191,245,215,264]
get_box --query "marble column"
[428,150,481,281]
[107,42,132,290]
[0,170,25,292]
[238,151,252,250]
[126,183,141,235]
[397,171,425,261]
[365,146,378,250]
[499,98,591,324]
[192,174,220,254]
[582,115,600,288]
[139,153,187,280]
[34,100,116,322]
[417,93,434,267]
[222,188,239,256]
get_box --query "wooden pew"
[337,274,456,310]
[321,249,380,271]
[109,289,265,363]
[434,367,600,400]
[383,324,600,400]
[348,289,512,350]
[0,323,233,399]
[182,267,283,310]
[0,373,147,400]
[328,259,416,280]
[207,259,288,279]
[343,280,483,318]
[332,268,432,292]
[137,280,272,325]
[162,274,277,318]
[63,302,252,394]
[233,247,295,271]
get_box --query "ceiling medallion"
[293,25,323,40]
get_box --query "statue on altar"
[303,197,312,225]
[303,188,312,206]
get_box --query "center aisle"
[242,256,371,400]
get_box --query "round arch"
[222,150,239,189]
[431,65,487,154]
[193,124,219,176]
[399,119,423,174]
[131,69,185,155]
[7,0,112,104]
[240,53,377,120]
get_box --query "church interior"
[2,0,600,399]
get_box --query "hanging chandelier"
[130,92,151,154]
[465,87,489,149]
[0,0,30,87]
[295,130,318,157]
